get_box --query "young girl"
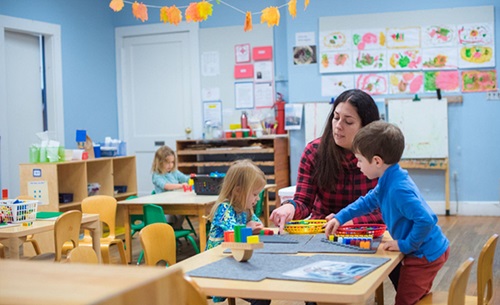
[151,145,189,228]
[206,159,269,305]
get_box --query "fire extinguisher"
[274,92,286,134]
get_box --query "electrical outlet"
[486,91,500,100]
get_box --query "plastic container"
[235,129,243,138]
[0,199,38,224]
[278,185,296,204]
[240,111,248,129]
[192,176,224,195]
[336,224,387,238]
[284,219,326,234]
[225,130,234,138]
[241,128,250,138]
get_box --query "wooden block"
[246,235,260,244]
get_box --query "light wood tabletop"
[175,232,403,305]
[0,213,102,262]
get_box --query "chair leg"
[137,250,144,265]
[101,245,111,264]
[186,235,200,254]
[375,282,384,305]
[227,298,236,305]
[0,243,5,259]
[26,238,42,255]
[112,240,127,265]
[185,216,198,238]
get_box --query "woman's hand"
[247,221,264,234]
[324,218,341,238]
[325,213,353,225]
[382,240,400,252]
[269,204,295,234]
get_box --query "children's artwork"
[282,260,379,284]
[293,46,317,65]
[320,30,351,51]
[356,73,388,95]
[422,48,458,70]
[375,99,387,121]
[386,27,421,49]
[461,70,497,92]
[321,75,355,97]
[352,29,386,50]
[421,25,456,47]
[353,50,386,71]
[458,45,495,68]
[423,71,460,92]
[389,72,423,94]
[457,23,494,45]
[388,49,422,70]
[319,51,352,73]
[284,103,304,130]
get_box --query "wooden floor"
[124,215,499,305]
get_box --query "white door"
[0,15,63,198]
[116,23,201,196]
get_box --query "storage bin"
[0,199,38,224]
[193,176,224,195]
[59,193,74,203]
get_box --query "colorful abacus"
[221,225,263,262]
[328,234,373,249]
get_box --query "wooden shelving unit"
[176,136,290,192]
[19,156,137,212]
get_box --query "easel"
[399,158,450,216]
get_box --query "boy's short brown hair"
[352,121,405,165]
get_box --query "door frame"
[0,15,64,189]
[115,22,202,141]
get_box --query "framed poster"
[235,44,251,63]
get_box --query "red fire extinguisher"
[274,93,286,134]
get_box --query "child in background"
[151,145,189,229]
[206,159,268,305]
[324,121,449,305]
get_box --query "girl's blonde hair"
[208,159,266,220]
[151,145,177,174]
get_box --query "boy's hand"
[247,221,264,234]
[382,240,400,251]
[324,218,341,238]
[325,213,354,225]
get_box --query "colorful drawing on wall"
[422,48,458,70]
[458,45,495,68]
[388,49,422,70]
[321,74,355,97]
[293,46,317,65]
[352,29,386,50]
[461,70,497,92]
[421,25,456,47]
[356,73,388,95]
[389,72,423,94]
[386,27,420,49]
[354,50,386,71]
[319,51,352,73]
[457,23,494,45]
[320,30,351,51]
[423,71,459,92]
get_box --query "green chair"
[151,190,198,238]
[126,195,145,237]
[137,204,200,265]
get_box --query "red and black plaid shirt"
[293,138,383,224]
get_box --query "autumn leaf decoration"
[109,0,124,12]
[288,0,297,18]
[186,1,213,22]
[261,6,280,27]
[304,0,310,10]
[160,6,182,25]
[244,12,253,32]
[132,2,148,22]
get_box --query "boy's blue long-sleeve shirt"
[335,164,449,262]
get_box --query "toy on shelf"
[221,225,263,262]
[284,219,326,234]
[336,224,387,238]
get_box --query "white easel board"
[304,102,332,144]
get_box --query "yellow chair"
[417,257,475,305]
[0,243,4,258]
[139,223,176,267]
[184,272,208,305]
[67,246,99,264]
[30,210,82,262]
[77,195,127,264]
[465,234,498,305]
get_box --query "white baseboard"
[427,201,500,216]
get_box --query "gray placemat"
[298,234,381,254]
[259,234,300,243]
[223,234,313,254]
[187,253,390,285]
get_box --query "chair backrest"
[184,274,208,305]
[140,223,176,266]
[158,264,207,305]
[81,195,118,239]
[54,210,82,262]
[143,204,167,225]
[448,257,475,305]
[67,246,99,264]
[477,234,498,305]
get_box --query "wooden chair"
[30,210,82,262]
[76,195,127,264]
[465,234,498,305]
[184,273,209,305]
[67,245,99,264]
[15,196,42,255]
[417,257,475,305]
[140,223,176,266]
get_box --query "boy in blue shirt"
[325,121,449,305]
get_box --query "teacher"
[270,89,384,233]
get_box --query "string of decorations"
[109,0,311,31]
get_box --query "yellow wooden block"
[246,235,260,244]
[329,235,334,241]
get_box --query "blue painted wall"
[1,0,499,203]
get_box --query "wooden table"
[0,259,187,305]
[0,213,102,262]
[175,232,403,305]
[118,191,217,263]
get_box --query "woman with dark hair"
[270,89,383,232]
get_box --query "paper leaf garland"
[261,6,280,27]
[244,11,253,32]
[289,0,297,19]
[109,0,124,12]
[160,6,182,25]
[197,1,213,21]
[132,2,148,22]
[305,0,310,10]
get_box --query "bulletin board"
[388,98,448,159]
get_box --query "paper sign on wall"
[234,64,254,79]
[253,46,273,61]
